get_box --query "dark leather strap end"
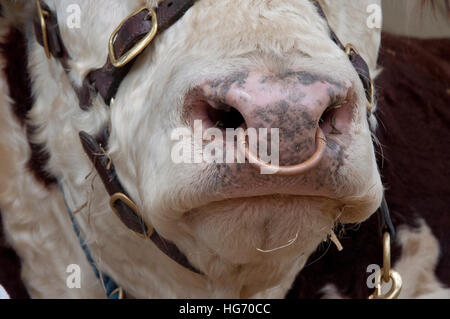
[350,53,373,103]
[79,131,149,235]
[79,130,121,195]
[377,196,396,238]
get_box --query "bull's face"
[41,0,383,296]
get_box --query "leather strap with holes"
[34,0,197,109]
[34,0,201,274]
[312,1,373,103]
[312,1,394,237]
[79,130,201,274]
[34,0,371,108]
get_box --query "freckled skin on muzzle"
[185,69,355,198]
[174,66,381,275]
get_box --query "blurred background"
[383,0,450,38]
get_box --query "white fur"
[0,0,387,298]
[395,220,450,299]
[0,284,9,299]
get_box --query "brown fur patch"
[0,27,57,187]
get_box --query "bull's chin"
[179,195,344,266]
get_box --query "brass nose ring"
[239,129,327,176]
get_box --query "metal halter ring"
[109,5,158,68]
[382,232,392,283]
[109,193,154,238]
[369,232,403,299]
[345,43,359,61]
[369,269,403,299]
[36,0,51,59]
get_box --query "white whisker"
[256,232,299,254]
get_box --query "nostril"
[204,100,246,130]
[319,98,352,136]
[319,106,343,135]
[186,92,246,131]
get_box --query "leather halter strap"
[79,130,201,274]
[34,0,201,274]
[34,0,373,109]
[312,2,395,236]
[312,1,373,106]
[34,0,197,109]
[378,196,396,237]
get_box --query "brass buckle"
[109,193,154,238]
[369,232,403,299]
[36,0,51,59]
[108,5,158,68]
[345,43,374,112]
[345,43,359,60]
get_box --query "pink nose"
[190,71,352,169]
